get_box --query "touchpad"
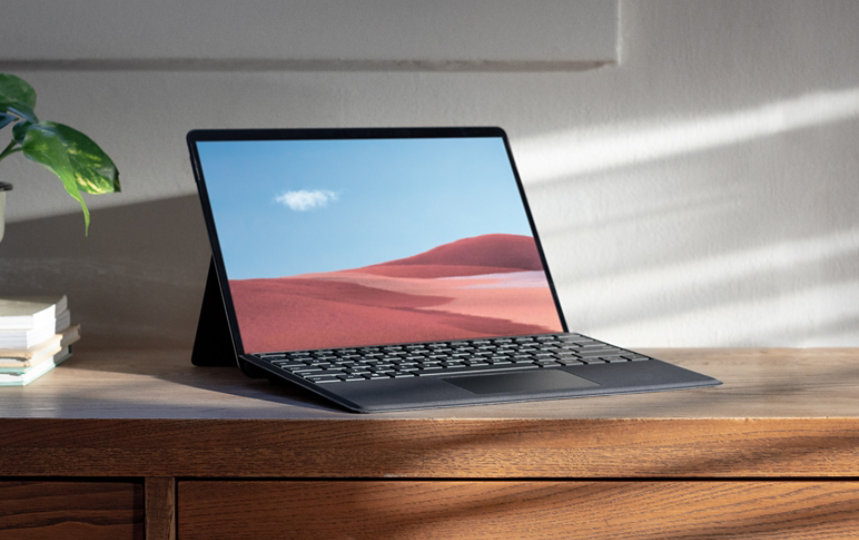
[444,369,599,395]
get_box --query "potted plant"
[0,73,120,239]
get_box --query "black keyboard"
[256,334,652,385]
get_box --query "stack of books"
[0,295,80,386]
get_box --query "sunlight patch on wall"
[599,281,859,347]
[518,88,859,184]
[563,227,859,346]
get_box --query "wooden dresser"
[1,347,857,539]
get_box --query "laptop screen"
[192,128,565,354]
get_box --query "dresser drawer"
[0,480,144,540]
[179,480,859,539]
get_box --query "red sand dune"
[349,264,531,279]
[231,278,553,352]
[356,234,544,277]
[230,233,563,352]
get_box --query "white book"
[0,309,71,350]
[0,325,81,370]
[0,295,68,329]
[0,347,72,386]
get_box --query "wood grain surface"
[1,417,858,478]
[0,481,143,540]
[0,348,857,478]
[2,347,857,420]
[144,477,175,540]
[178,480,859,539]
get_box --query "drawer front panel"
[179,480,859,539]
[0,481,143,540]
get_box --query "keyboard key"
[417,363,538,377]
[418,365,444,372]
[273,361,309,369]
[557,358,584,366]
[306,374,341,383]
[293,367,326,374]
[578,349,619,358]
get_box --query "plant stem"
[0,138,22,163]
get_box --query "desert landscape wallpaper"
[230,233,562,352]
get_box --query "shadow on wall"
[0,195,211,349]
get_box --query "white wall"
[1,0,857,349]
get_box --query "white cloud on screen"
[275,189,338,211]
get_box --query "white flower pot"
[0,182,10,242]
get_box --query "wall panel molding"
[1,0,618,72]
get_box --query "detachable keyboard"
[255,334,652,385]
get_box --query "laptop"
[187,127,720,412]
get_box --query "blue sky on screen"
[198,136,535,279]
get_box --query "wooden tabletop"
[2,346,857,419]
[1,347,858,478]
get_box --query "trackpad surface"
[444,369,599,395]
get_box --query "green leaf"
[12,120,31,143]
[20,122,121,233]
[0,73,36,113]
[42,122,120,194]
[21,123,91,232]
[7,104,37,124]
